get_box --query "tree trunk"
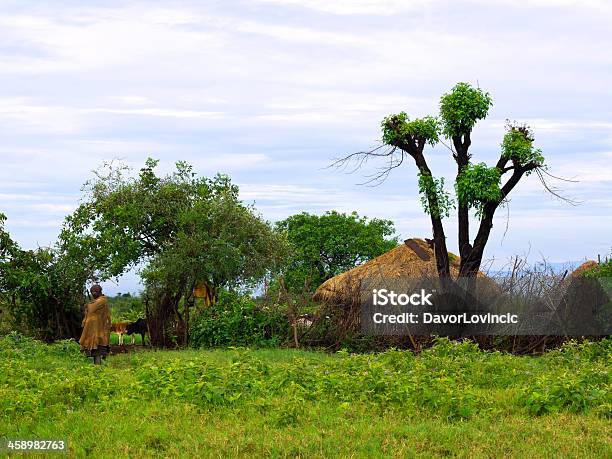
[147,292,173,347]
[146,287,190,348]
[413,152,451,278]
[459,203,495,277]
[431,218,451,278]
[453,134,473,262]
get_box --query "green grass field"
[0,334,610,458]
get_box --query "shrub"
[189,290,291,348]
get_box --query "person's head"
[90,284,102,299]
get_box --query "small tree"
[276,211,398,292]
[60,159,287,346]
[335,82,557,278]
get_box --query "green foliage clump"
[417,172,454,218]
[381,112,440,147]
[189,290,289,348]
[583,254,612,278]
[135,340,487,420]
[0,333,120,419]
[501,123,545,170]
[276,211,398,293]
[521,340,612,416]
[455,162,502,214]
[439,82,493,138]
[0,214,84,340]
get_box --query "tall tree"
[276,211,398,292]
[60,159,287,346]
[335,82,552,278]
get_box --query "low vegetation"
[1,333,610,457]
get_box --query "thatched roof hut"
[313,238,479,304]
[570,260,598,278]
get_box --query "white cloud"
[490,119,612,132]
[256,0,612,15]
[109,96,154,105]
[0,0,610,291]
[85,107,226,119]
[254,0,435,15]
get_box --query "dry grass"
[570,260,599,278]
[313,238,483,304]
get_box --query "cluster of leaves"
[381,112,440,146]
[417,173,454,219]
[376,83,547,241]
[275,211,398,293]
[439,82,493,138]
[61,159,283,284]
[136,339,488,420]
[189,290,290,348]
[521,340,612,416]
[501,122,545,170]
[455,163,502,215]
[0,215,85,340]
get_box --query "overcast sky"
[1,0,611,293]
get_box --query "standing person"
[79,284,111,364]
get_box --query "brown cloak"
[79,295,111,351]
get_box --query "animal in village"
[110,322,129,345]
[111,318,148,345]
[126,318,148,345]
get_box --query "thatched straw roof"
[570,260,598,278]
[313,238,483,304]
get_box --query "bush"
[189,290,291,348]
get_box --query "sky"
[0,0,611,294]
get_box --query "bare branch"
[328,145,408,186]
[540,168,579,183]
[535,169,581,206]
[358,151,406,186]
[327,144,395,174]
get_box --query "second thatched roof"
[570,260,599,278]
[313,238,477,304]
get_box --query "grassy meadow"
[0,333,610,458]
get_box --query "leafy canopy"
[502,122,545,171]
[381,112,441,147]
[376,83,546,221]
[276,211,398,292]
[455,163,502,213]
[417,173,454,219]
[439,82,493,138]
[61,158,286,292]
